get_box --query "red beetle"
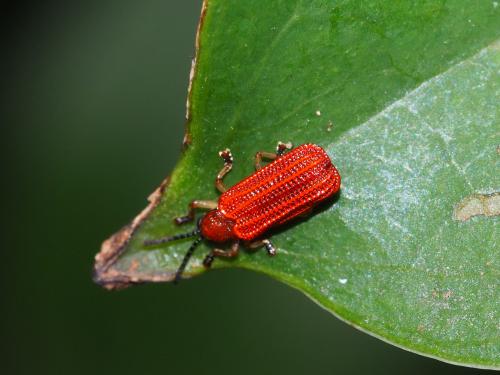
[145,142,341,282]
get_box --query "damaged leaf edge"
[93,177,170,290]
[93,0,209,290]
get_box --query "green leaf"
[94,0,500,368]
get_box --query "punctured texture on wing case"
[219,144,340,240]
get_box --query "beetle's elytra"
[144,142,341,283]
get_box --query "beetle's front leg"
[174,200,218,225]
[203,240,240,267]
[247,239,277,256]
[254,141,293,170]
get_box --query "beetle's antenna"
[174,236,203,284]
[143,229,199,246]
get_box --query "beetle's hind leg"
[248,239,277,256]
[174,200,218,225]
[254,141,293,170]
[215,149,233,193]
[203,240,240,267]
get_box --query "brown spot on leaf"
[453,192,500,222]
[442,290,452,299]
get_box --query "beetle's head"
[143,209,235,284]
[199,209,236,243]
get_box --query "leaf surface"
[94,0,500,368]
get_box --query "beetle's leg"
[203,240,240,267]
[174,200,218,225]
[276,141,293,156]
[254,151,277,171]
[254,141,293,170]
[215,148,233,193]
[248,239,277,256]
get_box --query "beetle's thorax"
[199,209,236,243]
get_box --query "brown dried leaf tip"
[93,177,169,290]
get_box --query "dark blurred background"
[1,2,488,374]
